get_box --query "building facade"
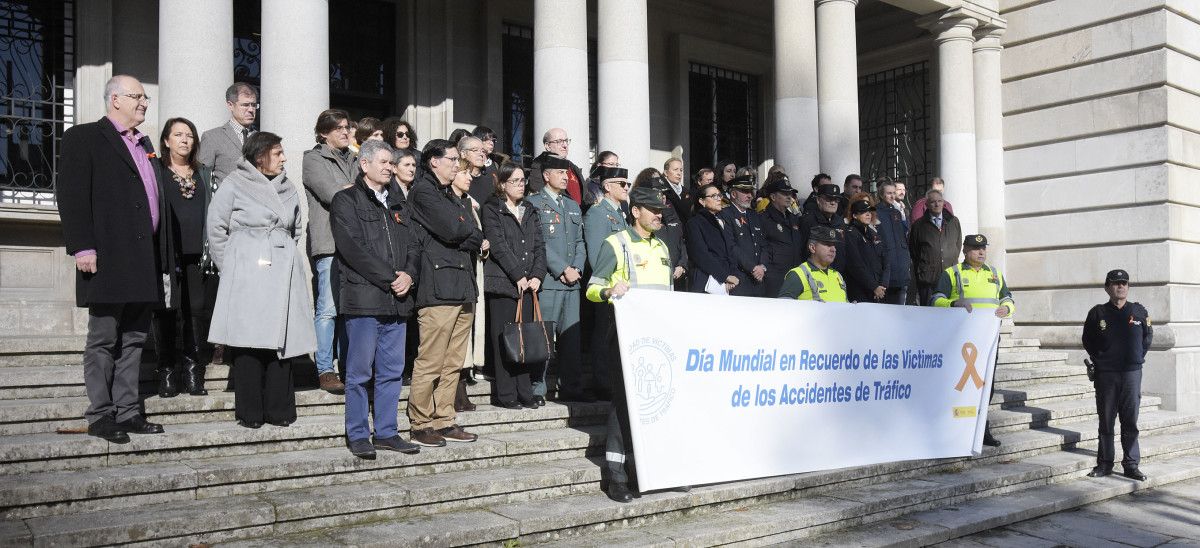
[1,0,1196,410]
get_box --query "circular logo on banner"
[629,337,676,424]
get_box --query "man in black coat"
[330,140,424,460]
[799,183,850,274]
[56,75,166,443]
[760,178,805,298]
[719,176,767,297]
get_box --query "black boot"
[183,319,209,396]
[154,313,179,398]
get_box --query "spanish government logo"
[629,336,676,424]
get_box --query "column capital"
[917,9,979,44]
[815,0,858,7]
[973,25,1006,52]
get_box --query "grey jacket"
[197,121,248,188]
[526,187,585,291]
[583,198,628,267]
[206,160,317,359]
[302,144,355,257]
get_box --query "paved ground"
[937,476,1200,547]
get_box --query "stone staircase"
[1,325,1198,547]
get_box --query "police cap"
[594,166,629,184]
[963,234,988,248]
[541,154,572,170]
[1105,269,1130,285]
[629,186,665,210]
[728,174,755,190]
[762,179,798,195]
[849,199,873,215]
[809,226,838,244]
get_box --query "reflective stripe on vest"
[953,263,1003,308]
[800,263,823,303]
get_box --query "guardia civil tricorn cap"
[963,234,988,248]
[629,186,665,210]
[1105,269,1130,284]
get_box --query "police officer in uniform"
[799,183,850,273]
[586,186,674,503]
[526,155,586,405]
[578,166,631,401]
[720,174,767,297]
[1082,269,1152,481]
[761,178,805,298]
[932,234,1013,447]
[778,226,848,302]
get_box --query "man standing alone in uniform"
[1082,269,1152,481]
[586,187,674,503]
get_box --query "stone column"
[260,0,329,189]
[74,0,113,126]
[533,0,591,171]
[928,12,979,234]
[816,0,860,181]
[597,0,650,174]
[775,0,819,179]
[974,25,1006,269]
[158,0,233,133]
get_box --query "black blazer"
[481,198,547,299]
[843,221,889,302]
[408,171,485,306]
[685,209,739,293]
[57,117,165,307]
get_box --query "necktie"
[241,127,250,143]
[933,216,942,229]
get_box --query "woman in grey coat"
[207,132,317,428]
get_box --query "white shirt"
[930,214,943,229]
[373,187,388,206]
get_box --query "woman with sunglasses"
[382,117,421,176]
[685,183,741,294]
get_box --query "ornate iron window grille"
[858,61,934,197]
[1,0,73,206]
[502,23,533,166]
[688,62,759,171]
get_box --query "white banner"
[612,289,1001,491]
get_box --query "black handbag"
[501,291,557,364]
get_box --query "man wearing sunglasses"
[578,167,632,402]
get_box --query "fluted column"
[974,25,1006,269]
[928,12,979,234]
[158,0,233,132]
[775,0,819,178]
[816,0,860,181]
[598,0,650,173]
[533,0,591,171]
[260,0,328,190]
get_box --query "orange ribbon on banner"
[955,342,984,391]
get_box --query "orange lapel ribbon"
[955,342,984,391]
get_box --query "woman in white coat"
[207,132,317,428]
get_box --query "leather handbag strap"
[531,290,544,322]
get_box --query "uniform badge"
[777,223,783,232]
[1099,319,1107,331]
[660,257,669,266]
[962,277,970,286]
[1147,317,1152,326]
[988,276,998,284]
[838,275,846,290]
[815,280,824,289]
[548,224,556,234]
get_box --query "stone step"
[530,445,1200,547]
[998,337,1040,349]
[0,336,86,368]
[0,426,606,521]
[3,407,1196,544]
[0,402,609,475]
[0,363,233,399]
[994,365,1089,388]
[995,350,1069,365]
[988,394,1160,433]
[220,425,1200,547]
[990,381,1098,410]
[0,380,499,435]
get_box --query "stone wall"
[1000,0,1200,411]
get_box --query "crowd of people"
[61,75,1033,501]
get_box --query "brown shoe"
[319,372,345,394]
[437,424,478,443]
[410,427,446,447]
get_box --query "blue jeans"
[344,315,407,441]
[313,256,337,374]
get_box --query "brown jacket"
[907,211,962,286]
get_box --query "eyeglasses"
[334,124,351,132]
[234,101,258,109]
[118,93,151,104]
[703,193,722,200]
[463,147,482,154]
[442,155,461,164]
[504,178,526,186]
[395,131,409,138]
[607,181,632,189]
[546,138,572,146]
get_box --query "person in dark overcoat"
[686,184,740,294]
[57,75,168,443]
[760,178,805,298]
[481,162,548,409]
[843,199,889,303]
